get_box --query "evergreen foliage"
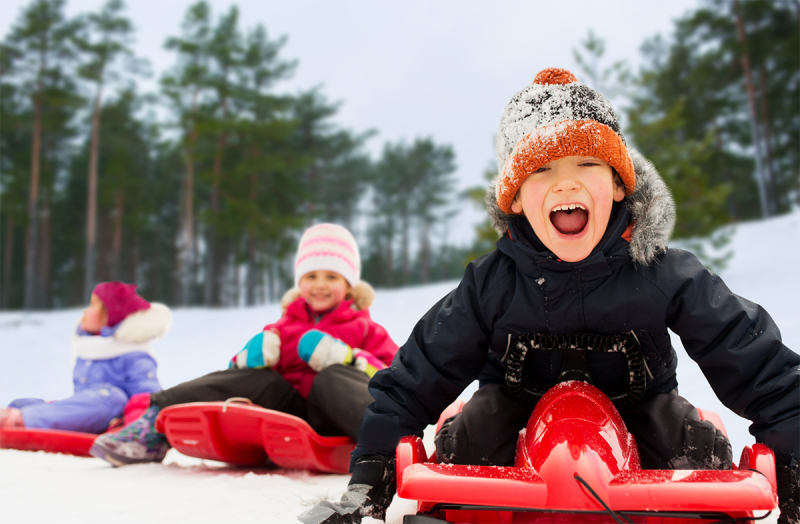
[0,0,466,309]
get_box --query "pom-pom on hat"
[295,224,361,287]
[494,67,636,214]
[92,282,151,327]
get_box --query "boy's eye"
[534,166,548,173]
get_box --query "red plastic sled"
[397,381,778,523]
[155,401,354,473]
[0,428,99,457]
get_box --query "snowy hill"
[1,212,798,523]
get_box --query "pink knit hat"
[92,282,151,327]
[295,224,360,287]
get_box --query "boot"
[90,406,169,467]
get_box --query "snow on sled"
[155,400,354,473]
[397,381,778,524]
[0,427,98,457]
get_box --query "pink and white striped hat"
[294,223,361,287]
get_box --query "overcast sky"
[2,0,701,244]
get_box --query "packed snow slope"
[1,212,797,523]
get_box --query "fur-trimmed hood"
[280,281,376,313]
[486,148,675,266]
[112,302,172,343]
[72,303,172,363]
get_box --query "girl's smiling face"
[511,156,626,262]
[298,270,350,312]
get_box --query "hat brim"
[496,120,635,214]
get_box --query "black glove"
[298,454,397,524]
[777,453,799,524]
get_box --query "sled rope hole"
[222,397,254,413]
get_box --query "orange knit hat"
[494,68,635,214]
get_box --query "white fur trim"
[72,333,156,363]
[114,303,172,344]
[70,303,171,366]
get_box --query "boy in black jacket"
[300,68,799,523]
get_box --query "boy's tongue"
[551,208,589,235]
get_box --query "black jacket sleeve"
[352,253,509,464]
[662,250,799,460]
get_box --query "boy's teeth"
[553,204,585,212]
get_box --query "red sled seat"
[155,400,354,473]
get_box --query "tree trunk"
[713,121,737,221]
[233,243,241,307]
[246,232,256,306]
[24,86,43,311]
[85,77,105,299]
[38,191,52,308]
[401,210,409,286]
[245,169,258,306]
[153,217,163,301]
[2,213,15,309]
[757,64,777,214]
[111,192,124,280]
[796,0,800,36]
[206,81,231,307]
[733,0,770,218]
[420,218,430,283]
[132,232,140,285]
[178,89,198,306]
[385,226,394,288]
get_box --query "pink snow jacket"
[264,282,397,398]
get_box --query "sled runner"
[0,427,98,457]
[155,400,354,473]
[397,381,777,524]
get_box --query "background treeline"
[2,0,798,311]
[1,0,463,310]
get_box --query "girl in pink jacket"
[90,224,398,467]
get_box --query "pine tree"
[2,0,80,310]
[74,0,144,300]
[162,1,212,305]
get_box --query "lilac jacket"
[10,303,172,433]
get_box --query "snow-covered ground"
[1,212,797,523]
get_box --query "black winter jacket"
[354,150,799,468]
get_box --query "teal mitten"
[297,330,353,372]
[229,330,280,369]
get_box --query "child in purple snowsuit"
[0,282,172,434]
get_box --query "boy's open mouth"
[550,204,589,235]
